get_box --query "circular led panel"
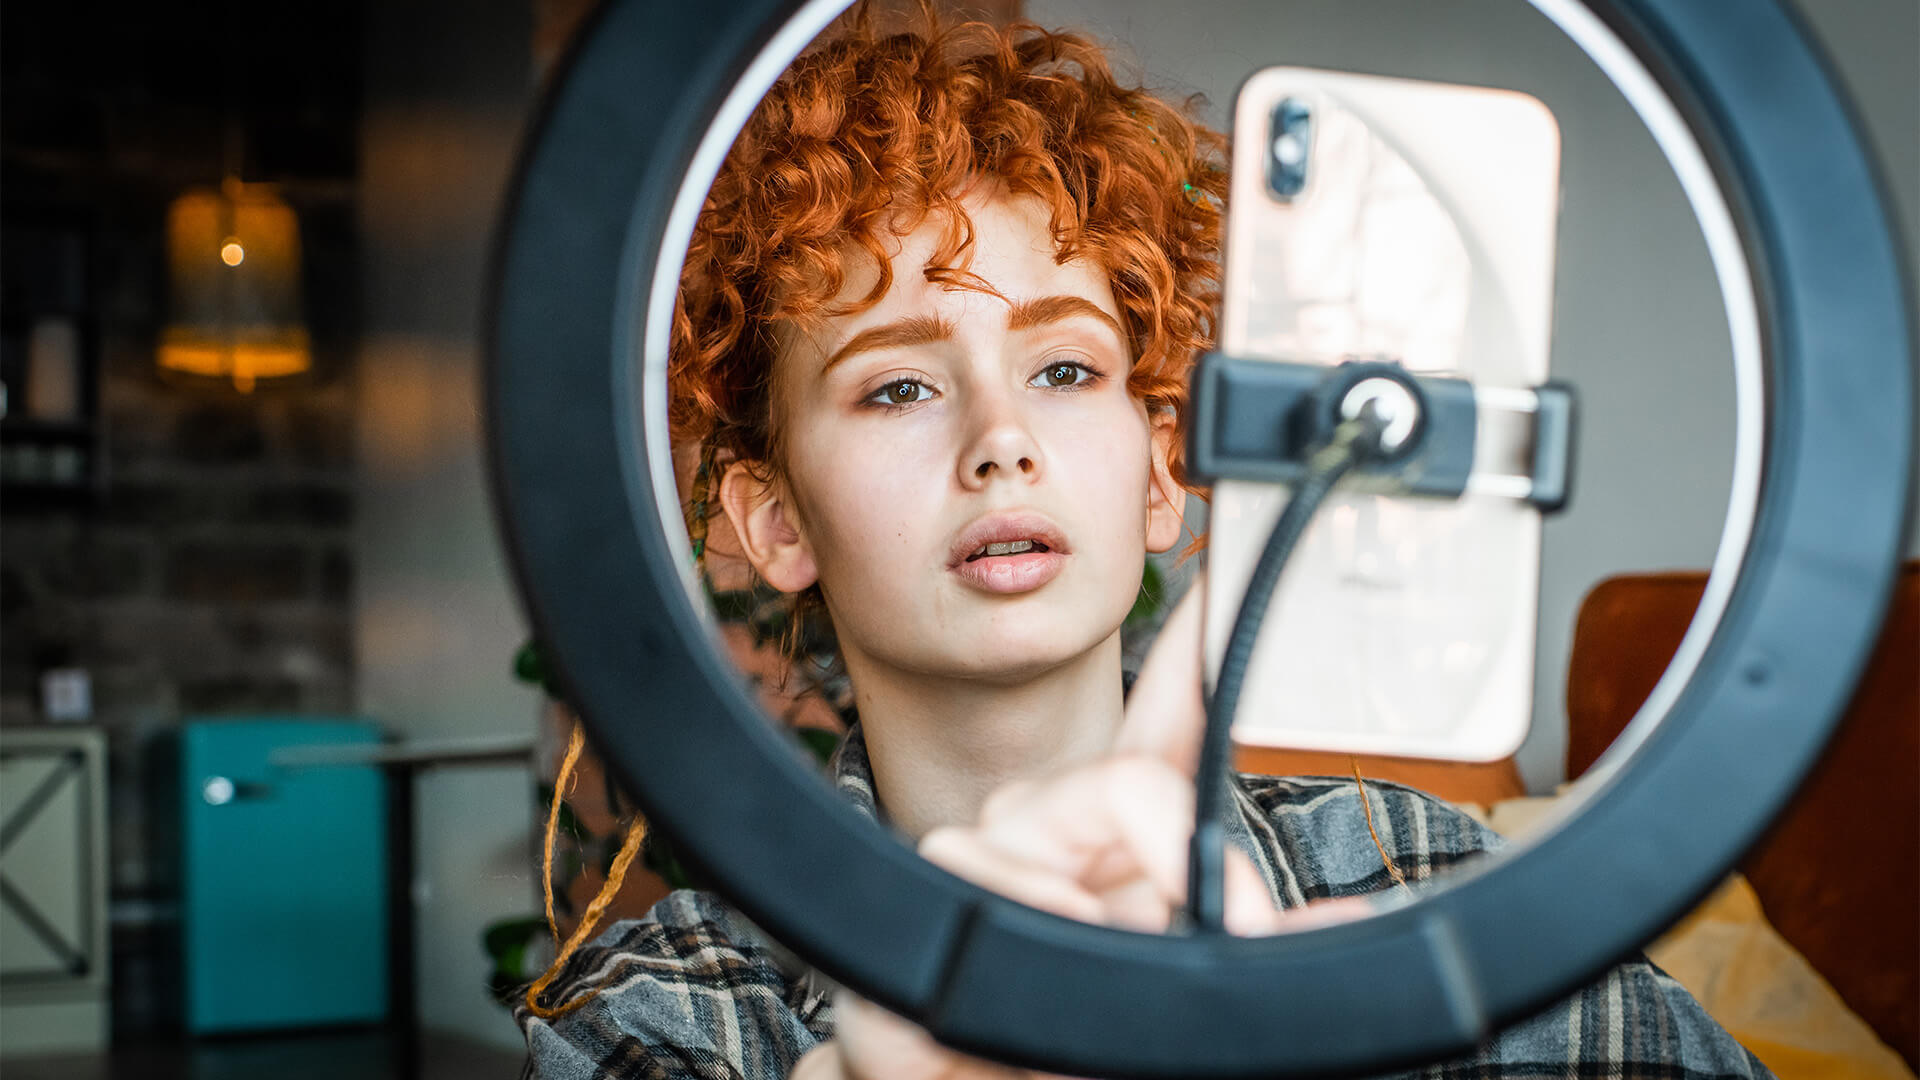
[485,0,1913,1074]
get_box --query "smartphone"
[1205,68,1561,762]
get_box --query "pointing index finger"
[1113,570,1208,779]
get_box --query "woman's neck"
[839,630,1128,840]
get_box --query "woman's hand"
[913,574,1281,937]
[798,576,1363,1079]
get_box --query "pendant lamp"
[158,178,311,392]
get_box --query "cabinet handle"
[201,776,273,805]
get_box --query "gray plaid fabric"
[518,724,1771,1079]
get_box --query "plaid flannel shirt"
[518,724,1772,1079]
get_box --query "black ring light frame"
[485,0,1913,1075]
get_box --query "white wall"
[1033,0,1920,791]
[356,0,540,1052]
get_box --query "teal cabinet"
[177,718,387,1033]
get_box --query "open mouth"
[965,540,1052,562]
[948,513,1069,594]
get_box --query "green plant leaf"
[794,726,841,766]
[513,639,545,685]
[483,915,545,960]
[514,639,562,698]
[536,784,591,844]
[1127,560,1166,627]
[481,915,549,1005]
[555,800,587,844]
[642,829,698,891]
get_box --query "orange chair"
[1565,564,1919,1069]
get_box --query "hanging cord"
[524,722,650,1019]
[1351,758,1409,889]
[540,724,589,948]
[1187,407,1390,932]
[524,445,725,1018]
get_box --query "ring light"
[484,1,1913,1075]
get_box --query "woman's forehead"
[812,194,1118,339]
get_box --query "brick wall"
[0,212,360,895]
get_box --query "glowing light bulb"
[160,185,312,389]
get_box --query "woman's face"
[729,189,1186,685]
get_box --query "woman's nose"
[958,394,1043,489]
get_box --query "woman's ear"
[717,461,820,593]
[1145,409,1188,555]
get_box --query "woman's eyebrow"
[818,296,1124,374]
[821,314,952,373]
[1006,295,1126,341]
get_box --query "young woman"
[517,10,1769,1080]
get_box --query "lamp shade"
[159,180,311,392]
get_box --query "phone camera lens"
[1268,97,1312,200]
[1272,132,1307,168]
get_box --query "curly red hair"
[669,6,1226,488]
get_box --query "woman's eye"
[1031,361,1095,389]
[869,379,934,406]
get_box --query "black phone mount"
[1186,354,1578,512]
[483,1,1913,1075]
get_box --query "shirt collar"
[827,720,883,821]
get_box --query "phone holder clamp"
[1186,352,1577,512]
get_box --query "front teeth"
[981,540,1035,557]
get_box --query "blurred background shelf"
[0,727,110,1057]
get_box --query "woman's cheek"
[798,428,940,575]
[1054,405,1151,501]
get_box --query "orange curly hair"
[526,5,1225,1020]
[668,5,1226,486]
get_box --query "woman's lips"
[946,510,1071,594]
[946,511,1071,568]
[950,548,1067,594]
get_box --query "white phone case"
[1208,68,1560,762]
